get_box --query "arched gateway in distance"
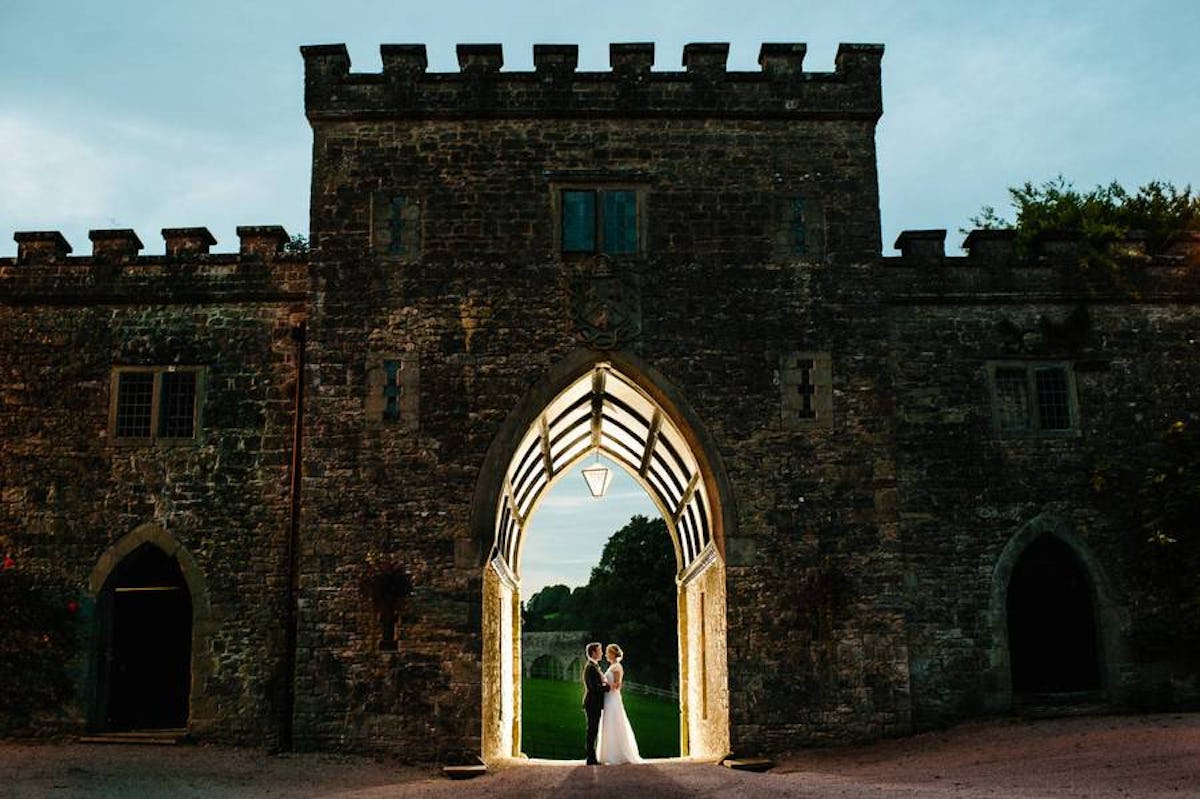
[4,37,1193,761]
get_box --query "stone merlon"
[14,231,72,263]
[7,226,294,263]
[894,229,946,261]
[300,41,884,121]
[236,225,291,257]
[89,228,144,259]
[162,227,217,256]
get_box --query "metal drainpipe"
[281,319,306,750]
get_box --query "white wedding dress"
[595,662,642,764]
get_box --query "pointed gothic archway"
[87,523,212,733]
[472,353,732,762]
[985,514,1125,710]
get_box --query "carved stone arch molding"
[87,522,216,732]
[985,513,1127,711]
[466,347,737,569]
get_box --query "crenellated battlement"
[1,225,307,302]
[301,41,884,121]
[9,226,293,263]
[883,228,1200,302]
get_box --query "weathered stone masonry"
[1,41,1198,759]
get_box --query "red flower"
[67,600,79,614]
[2,555,14,571]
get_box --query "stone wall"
[883,233,1200,726]
[0,228,305,743]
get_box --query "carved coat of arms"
[567,255,642,350]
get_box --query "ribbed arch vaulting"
[491,364,714,579]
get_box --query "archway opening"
[97,543,193,731]
[480,362,730,763]
[530,654,564,681]
[1007,534,1101,694]
[519,470,680,760]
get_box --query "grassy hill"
[521,677,680,760]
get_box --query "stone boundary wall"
[520,630,589,680]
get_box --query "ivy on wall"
[0,552,77,733]
[1094,419,1200,666]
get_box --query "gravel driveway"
[2,713,1196,798]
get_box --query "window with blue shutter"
[562,190,597,252]
[561,188,640,254]
[603,190,638,254]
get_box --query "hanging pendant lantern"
[581,454,611,499]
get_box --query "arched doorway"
[1007,534,1101,694]
[475,357,731,762]
[987,514,1124,711]
[96,543,193,731]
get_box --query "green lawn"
[521,677,680,760]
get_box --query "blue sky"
[2,1,1197,257]
[3,0,1197,593]
[522,456,659,597]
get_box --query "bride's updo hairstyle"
[606,643,623,661]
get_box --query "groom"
[581,641,609,765]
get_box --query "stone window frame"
[365,352,419,430]
[780,351,833,429]
[986,361,1081,438]
[108,365,206,446]
[551,183,647,257]
[370,192,422,259]
[773,191,825,260]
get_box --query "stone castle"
[2,40,1197,761]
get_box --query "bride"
[596,643,642,764]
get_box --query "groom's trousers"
[585,706,602,764]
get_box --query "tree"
[969,177,1200,283]
[581,515,678,688]
[523,583,576,631]
[521,515,679,686]
[283,233,310,254]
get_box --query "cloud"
[535,488,652,511]
[0,109,308,256]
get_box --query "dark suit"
[581,659,609,764]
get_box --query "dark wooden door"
[1007,535,1101,694]
[101,545,193,730]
